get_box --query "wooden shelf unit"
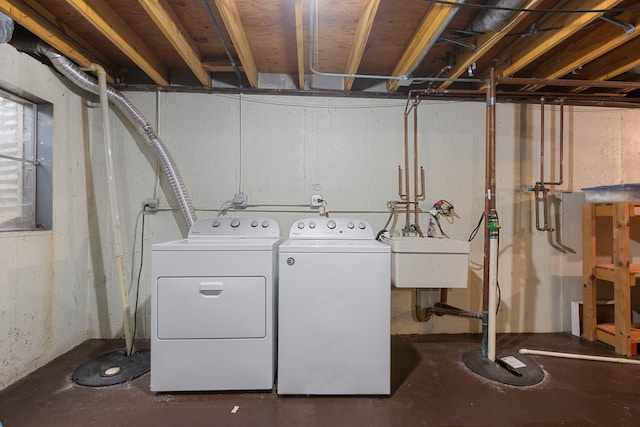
[582,202,640,356]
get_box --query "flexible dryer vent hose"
[34,42,197,230]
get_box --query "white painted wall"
[0,44,93,389]
[3,40,640,390]
[90,90,640,339]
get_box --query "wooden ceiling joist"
[295,0,305,90]
[493,0,623,79]
[22,0,113,69]
[571,37,640,93]
[437,0,542,91]
[387,0,463,93]
[344,0,381,91]
[0,0,116,83]
[213,0,258,88]
[523,10,640,92]
[139,0,210,86]
[65,0,170,86]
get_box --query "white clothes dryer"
[277,217,391,395]
[150,216,280,392]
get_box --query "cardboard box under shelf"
[571,300,615,337]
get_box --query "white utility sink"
[384,236,470,288]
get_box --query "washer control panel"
[188,217,280,238]
[288,218,374,239]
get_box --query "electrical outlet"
[143,198,159,213]
[232,192,249,208]
[310,194,323,207]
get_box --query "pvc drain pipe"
[519,349,640,365]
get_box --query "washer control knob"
[347,222,355,229]
[297,222,305,229]
[358,222,366,229]
[309,221,316,229]
[251,220,258,227]
[230,218,240,228]
[212,220,221,228]
[327,220,336,229]
[262,220,270,228]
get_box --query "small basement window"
[0,85,52,231]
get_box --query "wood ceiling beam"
[493,0,623,79]
[138,0,210,86]
[295,0,305,90]
[213,0,258,88]
[570,36,640,92]
[344,0,380,91]
[387,0,462,93]
[65,0,169,86]
[0,0,115,83]
[22,0,113,69]
[437,0,542,91]
[524,10,640,92]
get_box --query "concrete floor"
[1,333,639,426]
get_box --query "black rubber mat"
[462,348,545,386]
[72,349,150,387]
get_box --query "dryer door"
[157,276,266,339]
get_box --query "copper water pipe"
[540,96,545,190]
[498,76,640,90]
[403,103,410,228]
[413,103,425,228]
[543,97,564,186]
[483,67,497,312]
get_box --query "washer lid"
[153,237,281,251]
[278,239,390,253]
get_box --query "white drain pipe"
[487,236,498,361]
[519,348,640,365]
[92,63,134,355]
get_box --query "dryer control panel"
[288,217,374,240]
[188,217,280,238]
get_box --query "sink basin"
[384,236,470,288]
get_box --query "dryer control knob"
[347,222,355,229]
[262,220,270,228]
[358,222,366,229]
[309,221,316,229]
[297,222,305,229]
[251,220,258,227]
[327,220,336,229]
[212,220,221,227]
[231,218,240,228]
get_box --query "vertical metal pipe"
[414,102,419,227]
[558,98,564,184]
[482,67,497,357]
[540,97,545,185]
[404,107,410,228]
[542,98,564,186]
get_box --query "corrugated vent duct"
[0,12,14,43]
[469,0,525,33]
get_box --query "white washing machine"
[277,217,391,395]
[150,216,280,392]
